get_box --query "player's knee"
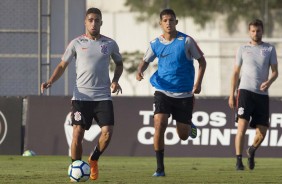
[179,133,188,140]
[72,133,83,144]
[155,122,167,133]
[236,131,245,138]
[72,137,82,146]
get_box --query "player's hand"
[228,96,235,109]
[260,81,270,92]
[136,72,144,81]
[192,85,201,94]
[41,82,52,93]
[111,82,122,95]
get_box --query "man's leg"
[153,113,168,177]
[246,124,267,170]
[71,125,85,162]
[89,125,113,180]
[176,122,189,140]
[235,118,248,170]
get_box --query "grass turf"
[0,156,282,183]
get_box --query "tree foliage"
[110,51,144,74]
[124,0,282,36]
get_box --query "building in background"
[87,0,282,97]
[0,0,281,97]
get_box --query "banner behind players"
[2,96,282,157]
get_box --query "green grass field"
[1,156,282,183]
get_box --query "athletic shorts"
[153,91,194,124]
[237,89,269,128]
[71,100,114,130]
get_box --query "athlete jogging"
[136,9,206,177]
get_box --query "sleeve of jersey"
[111,41,123,63]
[235,46,243,66]
[186,37,204,60]
[61,40,76,63]
[269,46,278,65]
[143,44,156,63]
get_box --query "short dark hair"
[86,7,102,18]
[160,9,176,20]
[249,19,263,31]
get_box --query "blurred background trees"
[125,0,282,37]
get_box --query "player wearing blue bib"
[136,9,206,177]
[150,32,195,93]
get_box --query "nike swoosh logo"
[160,53,171,58]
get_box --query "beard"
[89,31,99,37]
[87,28,100,38]
[252,36,262,42]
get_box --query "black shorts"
[237,89,269,128]
[153,91,194,124]
[71,100,114,130]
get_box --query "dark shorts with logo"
[237,89,269,128]
[71,100,114,130]
[153,91,194,124]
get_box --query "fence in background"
[0,3,281,97]
[0,0,85,96]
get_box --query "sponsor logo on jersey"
[160,53,171,58]
[79,38,88,43]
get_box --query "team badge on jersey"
[260,49,269,57]
[100,45,109,55]
[74,111,82,121]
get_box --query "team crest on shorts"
[237,107,244,116]
[100,45,109,54]
[74,111,82,121]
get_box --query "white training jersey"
[236,42,277,95]
[62,34,122,101]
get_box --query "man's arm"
[260,64,278,92]
[111,61,123,94]
[193,56,206,94]
[41,60,69,93]
[112,61,123,83]
[228,65,241,109]
[136,61,149,81]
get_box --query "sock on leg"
[90,146,102,161]
[236,154,242,160]
[156,150,164,172]
[249,145,257,155]
[71,158,81,163]
[236,154,243,165]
